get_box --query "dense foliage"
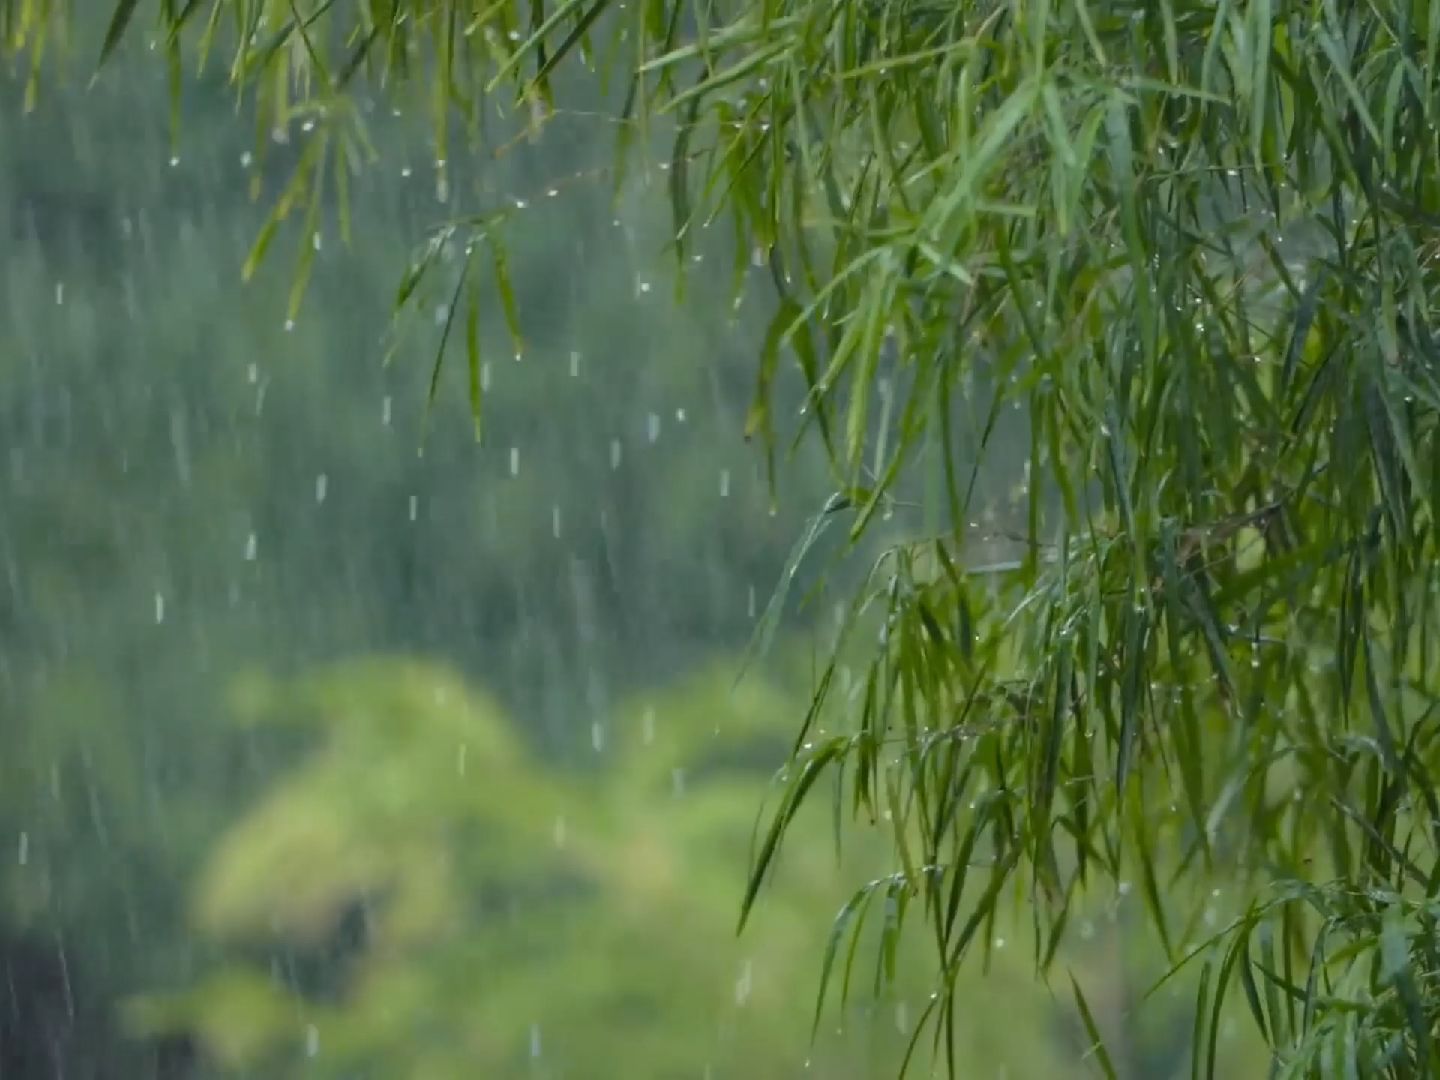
[10,0,1440,1076]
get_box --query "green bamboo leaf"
[395,229,452,311]
[242,214,283,285]
[1134,818,1173,963]
[1315,28,1383,148]
[1192,958,1213,1080]
[1207,912,1252,1079]
[1381,909,1431,1070]
[664,41,789,114]
[1115,598,1147,793]
[490,241,523,360]
[1069,973,1118,1080]
[738,736,848,933]
[667,83,701,266]
[1282,269,1326,399]
[285,138,329,322]
[1257,924,1287,1050]
[1249,0,1271,167]
[99,0,143,69]
[422,252,473,439]
[1238,933,1269,1043]
[1301,922,1329,1037]
[875,878,907,991]
[521,0,614,99]
[480,0,590,91]
[1033,636,1069,882]
[811,879,872,1040]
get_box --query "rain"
[0,6,1306,1080]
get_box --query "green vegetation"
[6,1,1440,1077]
[126,658,1083,1077]
[0,20,1073,1079]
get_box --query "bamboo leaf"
[99,0,144,69]
[1070,973,1119,1080]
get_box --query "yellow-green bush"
[130,656,1082,1078]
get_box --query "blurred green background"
[0,28,1265,1080]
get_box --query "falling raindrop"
[590,721,605,752]
[304,1024,319,1058]
[457,744,467,776]
[481,362,491,390]
[610,439,622,470]
[168,155,180,167]
[747,584,756,619]
[153,592,165,624]
[240,150,253,167]
[675,407,686,422]
[284,318,295,332]
[382,396,392,425]
[569,351,581,377]
[244,533,257,561]
[401,165,412,178]
[247,363,258,384]
[509,447,520,477]
[642,707,655,745]
[16,831,27,866]
[895,1002,909,1034]
[408,495,419,522]
[315,474,328,503]
[647,413,660,443]
[719,469,730,497]
[529,1024,542,1059]
[54,282,64,305]
[551,505,562,539]
[734,959,753,1005]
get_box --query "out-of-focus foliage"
[0,29,841,1077]
[127,658,1080,1079]
[0,16,1057,1080]
[14,1,1440,1077]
